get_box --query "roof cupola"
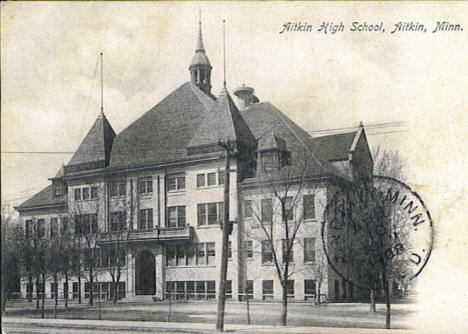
[189,11,212,95]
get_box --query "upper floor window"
[244,200,253,218]
[262,152,277,172]
[166,242,215,267]
[37,219,45,238]
[138,208,153,229]
[284,196,294,221]
[74,186,98,201]
[138,178,153,195]
[74,214,98,235]
[110,182,126,198]
[54,182,62,197]
[110,211,127,232]
[25,220,33,239]
[261,198,273,223]
[282,239,294,263]
[303,194,316,220]
[61,216,69,232]
[167,206,186,227]
[197,172,224,188]
[261,240,273,264]
[197,202,224,226]
[167,174,185,192]
[303,237,316,263]
[50,218,58,238]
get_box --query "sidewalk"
[2,316,417,333]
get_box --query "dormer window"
[262,152,278,172]
[53,180,63,197]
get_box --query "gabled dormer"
[258,132,291,173]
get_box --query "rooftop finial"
[223,19,227,90]
[100,52,104,115]
[196,10,205,52]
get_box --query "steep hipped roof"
[68,112,116,166]
[258,132,286,152]
[240,102,335,177]
[188,88,256,150]
[109,82,216,168]
[308,131,358,161]
[16,185,66,211]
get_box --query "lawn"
[3,299,416,329]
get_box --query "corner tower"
[189,12,212,95]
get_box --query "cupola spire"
[189,10,212,95]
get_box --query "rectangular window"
[37,219,45,238]
[196,281,206,300]
[51,282,57,299]
[166,245,176,266]
[91,186,98,199]
[73,282,79,299]
[198,202,223,226]
[167,175,185,191]
[207,172,216,186]
[82,187,90,200]
[262,280,274,300]
[206,242,215,265]
[110,211,127,231]
[218,172,225,185]
[303,194,315,220]
[26,220,33,238]
[226,280,232,299]
[110,182,126,197]
[244,200,253,218]
[206,280,216,299]
[245,240,253,258]
[261,198,273,223]
[176,246,186,266]
[303,238,316,263]
[282,239,293,263]
[118,182,126,197]
[286,280,294,298]
[284,196,294,221]
[138,209,153,229]
[186,245,195,265]
[304,279,316,300]
[261,240,273,264]
[50,218,58,237]
[196,174,205,188]
[54,184,62,197]
[196,243,206,265]
[74,188,81,200]
[263,152,276,172]
[186,281,195,299]
[61,216,68,232]
[138,178,153,195]
[168,206,186,227]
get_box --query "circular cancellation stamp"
[321,176,434,290]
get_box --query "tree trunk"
[98,282,102,320]
[370,288,376,313]
[281,281,288,326]
[28,275,33,302]
[246,290,251,325]
[167,292,172,322]
[383,278,391,329]
[54,274,58,319]
[64,273,69,309]
[113,281,118,304]
[35,276,40,309]
[78,275,82,304]
[89,271,94,305]
[41,273,45,319]
[317,283,321,306]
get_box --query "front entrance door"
[135,250,156,295]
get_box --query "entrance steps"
[120,295,160,303]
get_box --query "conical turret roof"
[68,112,116,167]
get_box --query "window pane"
[197,243,206,265]
[178,206,186,226]
[197,174,205,188]
[74,188,81,200]
[207,280,216,299]
[303,194,315,220]
[50,218,58,237]
[207,172,216,186]
[261,199,272,223]
[197,204,206,226]
[176,246,185,266]
[110,183,117,197]
[285,197,293,221]
[218,172,225,185]
[244,200,253,218]
[147,209,153,228]
[82,188,90,200]
[118,183,126,196]
[286,280,294,296]
[91,186,98,199]
[262,240,272,264]
[282,239,293,263]
[262,280,273,299]
[146,180,153,193]
[207,242,215,265]
[187,245,195,265]
[207,203,218,225]
[177,176,185,190]
[167,178,176,191]
[304,279,316,296]
[304,238,316,262]
[168,207,177,227]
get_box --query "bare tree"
[373,145,406,181]
[245,154,315,326]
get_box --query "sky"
[2,2,468,331]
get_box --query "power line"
[1,151,74,154]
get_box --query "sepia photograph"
[1,2,467,333]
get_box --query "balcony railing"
[98,226,193,244]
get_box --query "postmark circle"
[321,175,434,290]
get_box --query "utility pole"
[216,140,234,332]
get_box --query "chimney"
[233,84,259,110]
